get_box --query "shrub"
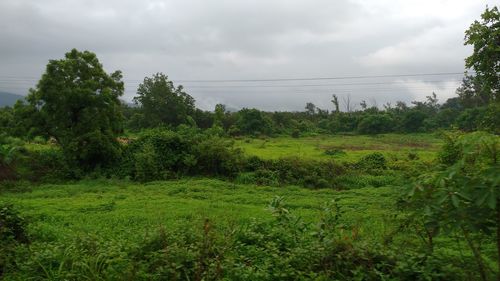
[241,157,346,189]
[437,133,462,165]
[479,103,500,134]
[357,114,393,134]
[401,110,428,132]
[324,148,346,156]
[122,129,244,181]
[0,204,28,243]
[356,152,387,170]
[194,137,243,177]
[122,129,195,181]
[407,151,419,161]
[20,148,77,181]
[0,204,29,277]
[455,107,484,132]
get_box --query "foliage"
[236,108,274,136]
[401,110,428,132]
[464,6,500,103]
[0,203,29,243]
[409,131,499,280]
[122,129,194,181]
[356,152,387,170]
[195,136,244,177]
[121,129,243,181]
[0,184,479,280]
[133,73,196,128]
[357,114,393,134]
[26,49,124,169]
[241,157,346,189]
[0,203,29,277]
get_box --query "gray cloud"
[0,0,496,111]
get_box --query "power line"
[181,80,462,89]
[120,79,463,88]
[0,71,468,84]
[174,72,466,83]
[0,78,462,87]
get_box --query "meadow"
[1,133,497,280]
[1,179,399,244]
[235,133,442,162]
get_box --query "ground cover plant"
[1,178,495,280]
[234,133,442,162]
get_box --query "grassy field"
[1,179,401,243]
[3,133,445,245]
[2,133,497,279]
[3,178,495,279]
[235,133,442,162]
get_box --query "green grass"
[235,133,442,162]
[2,179,496,279]
[1,179,401,243]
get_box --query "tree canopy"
[464,6,500,104]
[133,73,195,128]
[27,49,124,168]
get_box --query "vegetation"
[132,73,196,129]
[24,49,125,169]
[0,6,498,280]
[0,179,493,280]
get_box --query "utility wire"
[0,79,462,88]
[0,71,468,83]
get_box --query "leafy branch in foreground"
[409,131,499,280]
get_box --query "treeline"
[126,90,498,136]
[1,74,498,141]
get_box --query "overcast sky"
[0,0,496,111]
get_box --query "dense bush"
[408,131,500,281]
[20,148,78,181]
[0,204,29,277]
[357,114,393,135]
[401,110,427,132]
[121,129,244,181]
[122,129,194,181]
[455,107,485,132]
[356,152,387,170]
[195,137,244,177]
[241,157,346,189]
[236,108,274,136]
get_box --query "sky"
[0,0,496,111]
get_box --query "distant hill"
[0,91,24,107]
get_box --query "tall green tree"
[236,108,273,136]
[213,104,226,128]
[28,49,124,168]
[464,6,499,104]
[133,73,195,128]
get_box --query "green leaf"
[438,194,448,205]
[456,192,471,202]
[424,205,433,216]
[451,194,460,208]
[476,192,490,206]
[487,193,496,209]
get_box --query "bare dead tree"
[342,94,352,112]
